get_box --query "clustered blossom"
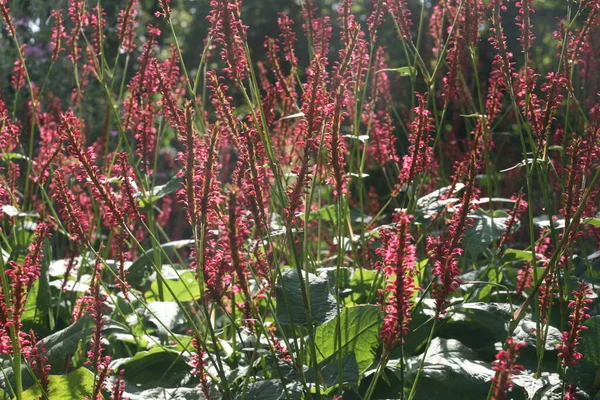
[60,112,124,229]
[5,224,51,333]
[490,338,526,400]
[428,159,479,316]
[117,0,139,53]
[498,193,528,249]
[558,281,593,367]
[387,0,413,41]
[25,331,51,396]
[208,0,249,81]
[377,211,416,350]
[11,46,26,91]
[0,0,16,36]
[284,55,329,224]
[190,333,211,399]
[395,93,434,191]
[52,169,91,244]
[1,98,20,152]
[50,10,67,61]
[67,0,89,63]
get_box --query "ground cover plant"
[0,0,599,398]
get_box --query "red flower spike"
[377,211,417,350]
[490,338,526,400]
[558,281,593,367]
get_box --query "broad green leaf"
[404,338,494,400]
[137,176,182,207]
[297,204,338,224]
[238,380,302,400]
[477,269,503,301]
[128,239,194,287]
[22,368,95,400]
[145,301,186,338]
[115,347,190,387]
[40,316,94,374]
[512,319,562,351]
[275,268,337,326]
[503,249,536,262]
[449,302,512,341]
[347,268,380,304]
[146,271,200,302]
[464,209,510,257]
[513,373,561,400]
[319,353,359,389]
[313,305,383,374]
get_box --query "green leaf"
[2,152,29,161]
[115,347,190,387]
[137,176,183,207]
[347,268,381,304]
[477,269,503,301]
[146,271,200,302]
[377,66,417,77]
[275,268,337,326]
[503,249,536,262]
[464,209,510,257]
[583,218,600,228]
[313,305,383,374]
[512,319,562,351]
[297,204,338,225]
[22,368,95,400]
[319,353,359,389]
[128,239,194,287]
[404,338,494,400]
[449,302,512,341]
[40,316,94,374]
[237,380,302,400]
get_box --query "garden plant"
[0,0,599,398]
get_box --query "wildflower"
[564,384,578,400]
[60,112,124,229]
[208,0,249,81]
[490,338,526,400]
[387,0,413,41]
[0,0,15,36]
[25,330,51,396]
[367,0,387,41]
[377,211,416,350]
[0,98,20,152]
[277,13,298,70]
[110,370,127,400]
[190,333,211,399]
[284,55,328,224]
[428,157,479,316]
[498,193,528,249]
[11,45,26,91]
[538,273,556,325]
[117,0,138,53]
[5,223,51,334]
[558,281,593,367]
[158,0,171,18]
[489,0,515,88]
[52,169,91,244]
[67,0,89,63]
[395,93,434,191]
[515,0,535,58]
